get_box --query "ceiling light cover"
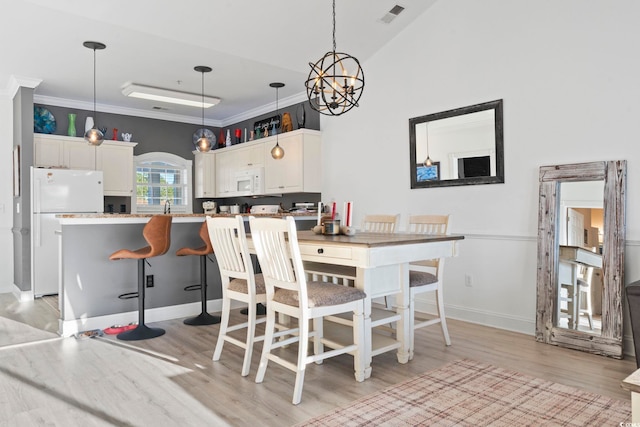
[305,0,364,116]
[122,83,221,108]
[83,41,106,146]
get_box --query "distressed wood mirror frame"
[535,160,626,358]
[409,99,504,189]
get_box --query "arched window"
[133,152,192,214]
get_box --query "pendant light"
[304,0,364,116]
[83,41,106,146]
[194,66,213,152]
[423,123,432,167]
[270,82,285,160]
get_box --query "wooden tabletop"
[296,231,464,248]
[622,368,640,393]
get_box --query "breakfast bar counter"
[56,213,316,336]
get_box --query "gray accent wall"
[13,87,34,293]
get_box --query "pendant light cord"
[201,71,205,128]
[92,47,97,121]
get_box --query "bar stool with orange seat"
[176,220,221,326]
[109,214,172,341]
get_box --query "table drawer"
[299,244,353,260]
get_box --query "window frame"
[132,152,193,214]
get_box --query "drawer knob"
[317,248,324,254]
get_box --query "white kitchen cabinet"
[34,134,95,169]
[194,151,216,198]
[264,129,321,194]
[215,142,265,196]
[96,142,135,196]
[34,134,136,196]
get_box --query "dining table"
[288,230,464,380]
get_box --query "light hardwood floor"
[0,295,635,426]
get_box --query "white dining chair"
[407,214,452,358]
[207,215,267,377]
[249,216,366,405]
[362,214,400,233]
[363,214,400,309]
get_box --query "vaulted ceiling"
[1,0,437,126]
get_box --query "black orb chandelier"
[305,0,364,116]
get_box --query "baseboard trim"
[415,300,637,358]
[59,299,245,337]
[12,283,33,302]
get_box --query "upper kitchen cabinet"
[215,141,265,197]
[96,142,136,196]
[194,151,215,198]
[34,134,136,196]
[264,129,321,194]
[34,134,95,170]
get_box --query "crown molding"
[2,75,43,99]
[33,94,223,127]
[221,91,308,126]
[31,90,309,128]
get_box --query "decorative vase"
[85,116,94,133]
[112,128,118,140]
[67,113,77,137]
[271,123,277,136]
[226,129,231,147]
[296,104,306,129]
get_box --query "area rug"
[297,359,631,426]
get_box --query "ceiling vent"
[380,5,405,24]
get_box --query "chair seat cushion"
[274,281,366,308]
[228,274,266,294]
[409,271,438,287]
[109,246,153,260]
[176,245,211,257]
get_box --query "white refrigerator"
[31,167,104,296]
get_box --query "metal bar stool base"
[117,324,165,341]
[183,312,221,326]
[241,303,267,316]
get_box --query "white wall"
[0,93,14,293]
[318,0,640,337]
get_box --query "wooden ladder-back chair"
[407,214,452,359]
[362,214,400,233]
[207,215,267,377]
[249,216,366,405]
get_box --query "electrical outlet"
[146,275,154,287]
[464,274,472,287]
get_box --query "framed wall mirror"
[536,160,626,358]
[409,99,504,189]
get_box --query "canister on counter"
[323,220,341,235]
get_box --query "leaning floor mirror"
[536,160,626,358]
